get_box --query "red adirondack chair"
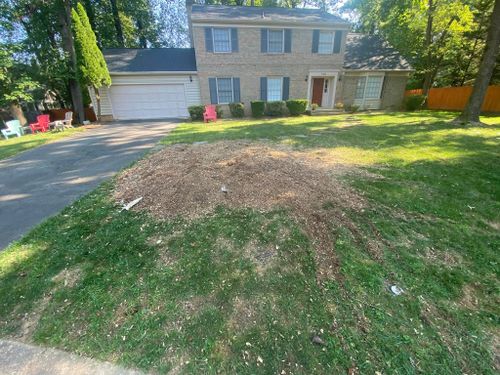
[30,114,50,133]
[203,105,217,123]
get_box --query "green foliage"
[403,95,426,111]
[0,44,39,107]
[72,4,111,89]
[345,104,360,113]
[215,105,223,118]
[188,105,204,121]
[265,101,286,116]
[285,99,308,116]
[250,100,265,118]
[229,102,245,118]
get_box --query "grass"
[0,127,85,160]
[1,111,499,374]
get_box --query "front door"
[312,78,324,106]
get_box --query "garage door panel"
[110,84,188,120]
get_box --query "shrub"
[335,102,344,110]
[188,105,204,121]
[311,103,319,111]
[229,102,245,118]
[265,101,286,116]
[286,99,308,116]
[345,104,360,113]
[251,100,265,118]
[215,105,223,118]
[403,94,426,111]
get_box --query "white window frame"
[267,77,283,101]
[318,31,335,54]
[267,29,285,54]
[215,77,234,104]
[212,27,232,53]
[353,73,385,108]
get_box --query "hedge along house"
[90,3,412,121]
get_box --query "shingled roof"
[191,4,349,25]
[103,48,197,73]
[344,33,412,71]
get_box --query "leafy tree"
[0,43,39,125]
[458,0,500,124]
[72,3,111,120]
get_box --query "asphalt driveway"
[0,120,177,250]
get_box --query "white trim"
[267,28,285,54]
[193,21,350,30]
[353,73,386,109]
[306,70,339,109]
[215,77,234,104]
[212,27,232,54]
[110,71,198,75]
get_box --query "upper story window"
[312,30,342,54]
[318,31,334,54]
[213,28,231,53]
[268,29,284,53]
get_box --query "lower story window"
[217,78,233,104]
[267,77,282,101]
[355,75,384,100]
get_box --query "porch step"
[311,109,343,116]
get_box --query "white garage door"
[110,84,188,120]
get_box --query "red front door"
[312,78,324,106]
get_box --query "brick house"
[90,3,412,120]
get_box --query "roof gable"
[103,48,197,73]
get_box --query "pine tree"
[72,3,111,120]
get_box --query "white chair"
[62,111,73,128]
[1,120,24,139]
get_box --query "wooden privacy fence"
[405,85,500,112]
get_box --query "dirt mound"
[114,141,368,282]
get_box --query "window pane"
[365,76,383,99]
[217,78,233,103]
[355,76,366,99]
[318,31,333,54]
[268,30,283,53]
[267,78,282,101]
[213,29,231,52]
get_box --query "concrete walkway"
[0,120,177,250]
[0,340,144,375]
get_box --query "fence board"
[404,85,500,112]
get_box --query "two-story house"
[90,3,412,121]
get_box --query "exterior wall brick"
[193,24,348,113]
[341,72,409,109]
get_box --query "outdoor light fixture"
[189,75,193,82]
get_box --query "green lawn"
[0,127,86,160]
[1,111,499,374]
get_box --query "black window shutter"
[260,77,267,101]
[282,77,290,100]
[233,78,241,102]
[333,31,342,53]
[209,78,218,104]
[231,28,239,52]
[312,30,320,53]
[205,28,213,52]
[284,29,292,53]
[261,28,268,53]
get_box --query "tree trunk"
[10,102,28,127]
[110,0,125,47]
[94,86,102,121]
[422,0,434,96]
[458,0,500,124]
[59,0,85,123]
[136,19,148,48]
